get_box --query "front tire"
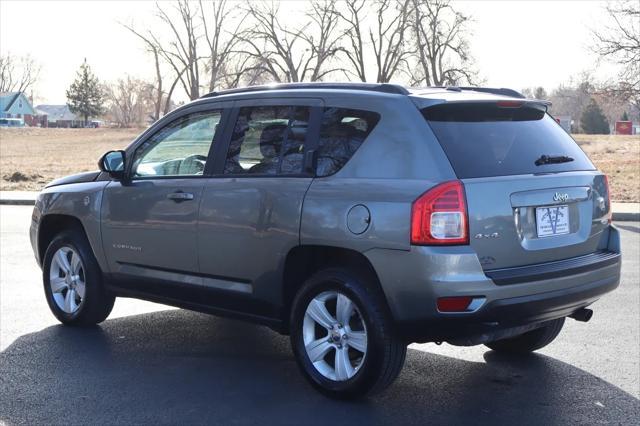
[290,268,406,399]
[43,229,115,326]
[485,318,565,353]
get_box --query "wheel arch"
[281,245,393,329]
[38,214,90,265]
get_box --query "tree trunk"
[153,49,162,121]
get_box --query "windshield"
[423,103,595,179]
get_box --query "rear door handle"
[167,191,194,202]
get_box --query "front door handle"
[167,191,194,202]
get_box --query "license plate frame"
[535,205,570,238]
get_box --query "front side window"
[133,110,221,177]
[316,107,380,177]
[224,106,309,175]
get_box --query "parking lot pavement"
[1,205,638,425]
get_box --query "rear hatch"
[423,101,611,270]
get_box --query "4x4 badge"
[474,232,500,239]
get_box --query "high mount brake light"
[496,100,523,108]
[411,180,469,245]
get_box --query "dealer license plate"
[536,205,570,237]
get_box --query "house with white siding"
[35,104,83,128]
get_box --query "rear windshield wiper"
[535,155,574,166]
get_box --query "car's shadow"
[1,309,638,426]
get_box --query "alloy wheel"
[303,291,367,381]
[49,246,85,314]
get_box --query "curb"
[0,199,36,206]
[613,212,640,222]
[1,195,638,221]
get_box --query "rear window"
[422,103,595,179]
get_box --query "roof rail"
[455,86,525,99]
[201,82,410,98]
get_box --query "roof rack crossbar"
[201,82,409,98]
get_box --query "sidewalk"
[0,191,38,206]
[2,190,638,221]
[611,202,640,221]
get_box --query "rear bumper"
[365,226,621,344]
[400,270,619,344]
[479,257,619,324]
[484,251,620,286]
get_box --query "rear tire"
[290,267,406,399]
[43,229,115,326]
[485,318,565,353]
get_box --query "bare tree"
[337,0,412,83]
[337,0,367,81]
[0,54,41,93]
[521,87,549,99]
[370,0,412,83]
[107,76,153,127]
[598,81,640,114]
[592,1,639,82]
[548,74,596,132]
[534,87,547,99]
[592,1,640,107]
[122,24,165,121]
[304,1,345,81]
[123,23,188,118]
[198,0,245,92]
[220,54,270,88]
[408,0,474,86]
[521,87,534,99]
[592,87,634,127]
[238,1,343,82]
[155,0,202,100]
[126,0,246,113]
[237,1,302,83]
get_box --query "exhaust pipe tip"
[569,308,593,322]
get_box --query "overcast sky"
[0,0,620,104]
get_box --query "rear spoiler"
[455,87,525,99]
[493,99,552,110]
[413,97,552,112]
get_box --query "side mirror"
[98,150,126,180]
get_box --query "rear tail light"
[411,180,469,245]
[604,175,612,224]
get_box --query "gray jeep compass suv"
[30,83,621,398]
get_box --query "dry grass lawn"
[1,128,139,191]
[1,128,639,201]
[573,134,640,202]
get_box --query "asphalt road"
[1,205,638,425]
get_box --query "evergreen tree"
[66,59,105,126]
[621,111,629,121]
[580,98,610,134]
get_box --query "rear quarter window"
[316,107,380,177]
[422,103,595,179]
